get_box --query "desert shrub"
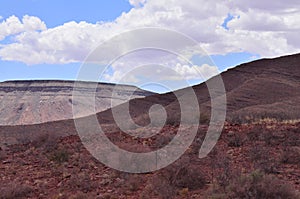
[281,146,300,164]
[32,133,58,152]
[189,130,206,155]
[0,183,34,199]
[214,155,240,192]
[31,133,50,148]
[248,125,299,147]
[227,133,244,147]
[284,129,300,146]
[213,171,299,199]
[69,192,90,199]
[160,158,207,190]
[257,158,279,174]
[261,130,274,145]
[247,125,264,142]
[249,145,279,174]
[171,166,206,190]
[228,114,259,124]
[125,175,141,192]
[116,173,143,193]
[66,172,97,193]
[49,148,70,164]
[152,134,174,149]
[142,158,207,198]
[199,112,210,124]
[9,144,27,153]
[0,150,7,161]
[256,112,292,122]
[229,112,298,125]
[141,176,175,199]
[260,129,286,146]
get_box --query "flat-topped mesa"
[0,80,154,125]
[0,80,150,94]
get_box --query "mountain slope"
[217,53,300,120]
[0,53,300,145]
[96,53,300,125]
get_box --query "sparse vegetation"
[142,175,176,199]
[212,171,299,199]
[229,112,300,125]
[32,133,58,152]
[141,157,207,198]
[0,150,7,161]
[1,122,299,198]
[227,133,244,147]
[66,172,97,193]
[281,146,300,164]
[49,148,70,164]
[0,182,34,199]
[249,145,279,174]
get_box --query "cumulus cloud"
[99,47,217,87]
[129,0,147,7]
[102,62,217,92]
[174,63,219,80]
[0,0,300,65]
[0,15,46,41]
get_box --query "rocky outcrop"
[0,80,154,125]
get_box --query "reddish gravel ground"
[0,122,299,198]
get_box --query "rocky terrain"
[0,53,300,198]
[0,122,299,198]
[0,80,154,125]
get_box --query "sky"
[1,0,300,92]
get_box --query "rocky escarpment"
[0,80,154,125]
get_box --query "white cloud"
[0,15,46,41]
[129,0,147,7]
[174,63,219,80]
[0,0,300,65]
[228,0,300,13]
[102,62,217,92]
[100,47,217,87]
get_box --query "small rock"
[102,173,109,178]
[63,173,71,178]
[2,160,11,164]
[57,181,63,187]
[100,180,108,186]
[227,149,234,154]
[227,131,235,137]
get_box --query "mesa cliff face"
[0,80,154,125]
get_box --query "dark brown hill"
[96,53,300,125]
[1,53,300,145]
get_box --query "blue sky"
[0,0,299,92]
[0,0,132,28]
[0,0,132,82]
